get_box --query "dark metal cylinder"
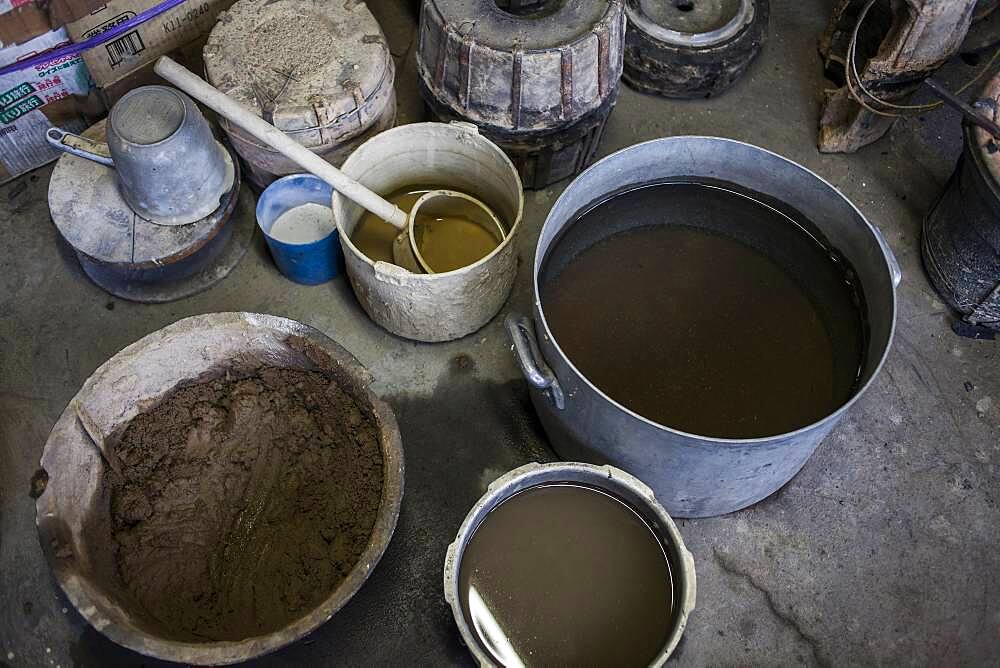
[922,120,1000,330]
[416,0,625,188]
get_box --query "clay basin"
[34,313,404,665]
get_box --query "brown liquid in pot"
[540,180,868,439]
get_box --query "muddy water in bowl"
[540,179,868,439]
[458,483,673,667]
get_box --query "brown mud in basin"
[102,366,383,641]
[36,314,403,664]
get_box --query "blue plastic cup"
[256,174,343,285]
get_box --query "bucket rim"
[531,134,899,445]
[256,173,339,247]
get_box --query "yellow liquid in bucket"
[414,207,502,273]
[351,188,429,264]
[351,186,502,272]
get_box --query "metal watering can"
[46,85,234,226]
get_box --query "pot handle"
[45,128,115,167]
[505,314,565,410]
[681,546,698,614]
[870,223,902,289]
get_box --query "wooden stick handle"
[154,56,408,229]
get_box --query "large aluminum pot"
[507,136,901,518]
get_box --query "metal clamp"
[924,78,1000,139]
[505,313,565,410]
[448,120,480,135]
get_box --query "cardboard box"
[0,26,93,183]
[0,1,51,47]
[65,0,233,87]
[48,0,107,27]
[94,31,206,107]
[0,0,39,14]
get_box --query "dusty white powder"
[269,203,335,244]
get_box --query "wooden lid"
[418,0,624,132]
[204,0,394,139]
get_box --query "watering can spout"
[46,127,115,167]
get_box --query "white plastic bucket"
[333,122,524,342]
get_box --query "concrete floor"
[2,0,999,665]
